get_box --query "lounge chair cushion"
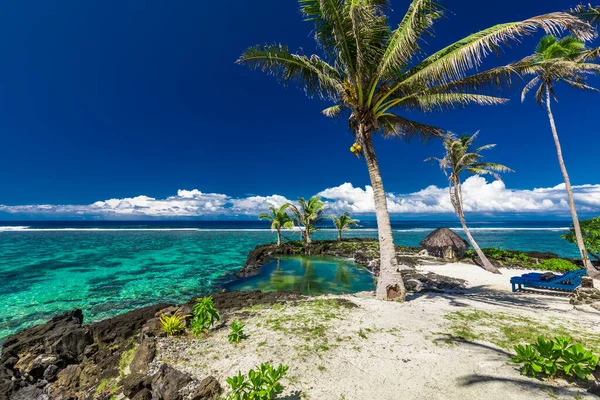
[540,272,557,281]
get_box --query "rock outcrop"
[0,304,167,400]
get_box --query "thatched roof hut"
[420,228,469,261]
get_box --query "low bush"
[226,363,289,400]
[160,312,187,336]
[191,296,220,336]
[228,321,246,343]
[512,337,598,380]
[538,258,578,272]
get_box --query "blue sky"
[0,0,598,219]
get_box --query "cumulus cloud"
[319,176,600,215]
[1,176,599,218]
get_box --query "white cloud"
[1,176,599,218]
[319,176,600,215]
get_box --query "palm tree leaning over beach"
[331,212,359,241]
[259,204,295,246]
[519,35,600,278]
[238,0,594,301]
[427,132,512,274]
[287,196,326,245]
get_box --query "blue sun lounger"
[510,269,587,293]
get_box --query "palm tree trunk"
[359,123,407,301]
[450,180,501,274]
[337,230,342,241]
[305,225,312,245]
[545,88,598,278]
[276,229,281,247]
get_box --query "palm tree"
[259,204,294,246]
[331,212,359,241]
[519,35,600,278]
[238,0,593,300]
[426,132,512,274]
[287,196,326,245]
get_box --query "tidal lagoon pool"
[225,255,376,295]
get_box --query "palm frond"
[322,104,345,118]
[378,113,444,141]
[571,4,600,24]
[399,13,596,88]
[562,79,600,91]
[237,44,343,100]
[469,162,514,174]
[390,93,508,113]
[521,76,541,102]
[377,0,444,79]
[578,46,600,61]
[300,0,358,77]
[349,1,389,88]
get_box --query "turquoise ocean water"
[0,220,578,341]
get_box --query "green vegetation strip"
[442,310,600,353]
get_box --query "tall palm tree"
[288,196,326,245]
[331,212,359,241]
[426,132,512,274]
[519,35,600,278]
[259,204,294,246]
[238,0,594,300]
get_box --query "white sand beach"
[155,264,600,400]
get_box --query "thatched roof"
[420,228,469,249]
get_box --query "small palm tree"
[519,35,600,278]
[331,212,359,241]
[238,0,593,300]
[287,196,326,245]
[259,204,294,246]
[427,132,512,274]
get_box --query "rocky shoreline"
[0,239,590,400]
[0,291,303,400]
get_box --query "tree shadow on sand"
[457,374,593,397]
[278,391,303,400]
[432,335,513,357]
[407,285,573,314]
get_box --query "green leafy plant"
[228,321,246,343]
[560,344,599,380]
[191,297,220,336]
[513,344,544,377]
[539,258,578,272]
[562,217,600,261]
[159,312,188,336]
[226,362,289,400]
[512,336,598,380]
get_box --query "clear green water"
[225,256,375,295]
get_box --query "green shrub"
[228,321,246,343]
[160,312,188,336]
[226,363,289,400]
[467,248,532,265]
[539,258,578,272]
[512,337,598,380]
[190,296,220,336]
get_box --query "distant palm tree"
[519,35,600,278]
[259,204,294,246]
[331,212,359,241]
[427,132,512,274]
[288,196,326,245]
[238,0,593,300]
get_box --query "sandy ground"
[156,264,600,400]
